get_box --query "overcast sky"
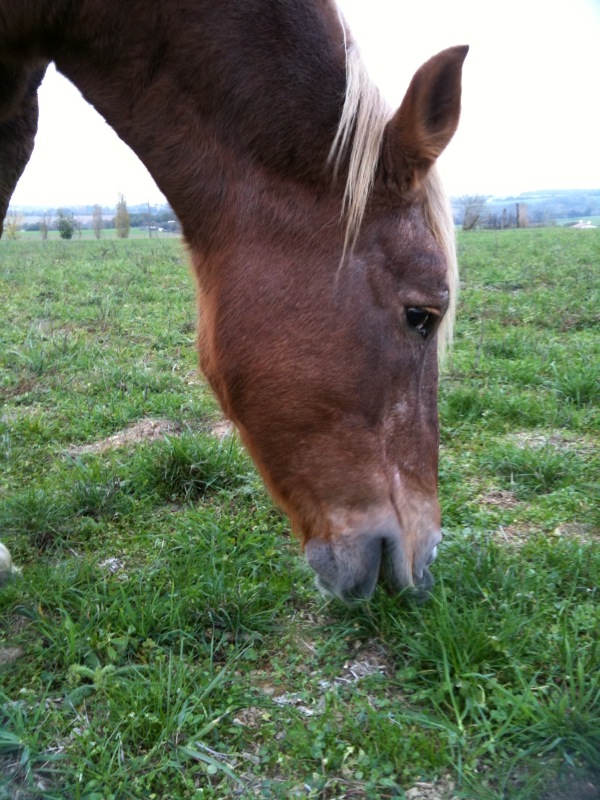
[10,0,600,208]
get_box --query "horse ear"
[382,45,468,192]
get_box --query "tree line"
[452,188,600,230]
[9,196,180,239]
[453,196,527,231]
[29,195,130,240]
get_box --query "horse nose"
[305,532,383,602]
[380,528,440,597]
[304,526,440,603]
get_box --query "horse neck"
[43,0,349,249]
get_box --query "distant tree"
[483,211,501,230]
[92,204,104,239]
[115,194,130,239]
[4,210,24,240]
[57,209,75,239]
[458,195,487,231]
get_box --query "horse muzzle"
[304,522,441,603]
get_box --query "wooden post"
[516,202,528,228]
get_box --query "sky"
[10,0,600,208]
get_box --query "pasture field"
[0,229,598,800]
[18,229,179,242]
[555,218,600,228]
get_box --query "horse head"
[196,45,468,602]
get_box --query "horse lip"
[412,566,435,602]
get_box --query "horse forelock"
[329,28,458,362]
[327,39,392,259]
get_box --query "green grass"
[0,231,599,799]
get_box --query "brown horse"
[0,1,467,602]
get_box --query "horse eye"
[406,307,434,338]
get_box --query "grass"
[0,230,598,799]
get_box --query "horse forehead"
[360,224,449,295]
[367,202,447,273]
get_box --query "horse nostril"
[306,527,440,602]
[379,532,411,593]
[305,532,383,603]
[413,566,435,603]
[379,529,440,597]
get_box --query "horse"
[0,1,467,602]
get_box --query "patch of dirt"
[2,614,30,637]
[551,522,599,545]
[0,647,23,666]
[67,417,180,456]
[238,774,461,799]
[0,378,38,405]
[271,691,320,717]
[495,522,599,547]
[495,524,538,545]
[405,779,460,800]
[539,767,600,800]
[98,557,128,577]
[507,430,597,454]
[480,489,520,509]
[252,638,394,722]
[327,639,392,687]
[210,419,234,439]
[232,706,265,728]
[0,757,54,800]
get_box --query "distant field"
[0,231,598,799]
[18,227,180,241]
[556,216,600,227]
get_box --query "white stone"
[0,542,16,585]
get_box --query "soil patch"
[508,430,597,455]
[480,489,520,509]
[67,417,180,456]
[0,647,23,666]
[210,419,234,439]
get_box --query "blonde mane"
[328,37,458,361]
